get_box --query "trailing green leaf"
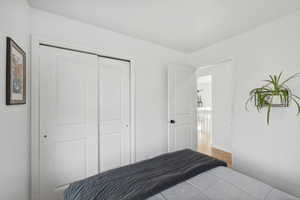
[267,97,272,125]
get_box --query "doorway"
[195,61,234,168]
[197,75,212,155]
[167,61,233,166]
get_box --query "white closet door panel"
[39,46,98,200]
[101,121,122,133]
[99,57,131,172]
[51,140,86,186]
[100,66,122,120]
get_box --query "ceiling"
[29,0,300,53]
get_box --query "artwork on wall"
[6,37,26,105]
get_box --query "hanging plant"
[245,72,300,124]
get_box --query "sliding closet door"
[39,46,98,200]
[98,57,131,172]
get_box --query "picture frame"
[6,37,26,105]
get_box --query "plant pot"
[270,95,289,107]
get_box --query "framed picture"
[6,37,26,105]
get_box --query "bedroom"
[0,0,300,199]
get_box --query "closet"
[38,44,131,200]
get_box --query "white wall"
[189,11,300,197]
[30,8,186,161]
[0,1,30,200]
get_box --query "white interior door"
[39,46,99,200]
[168,65,197,152]
[98,57,131,172]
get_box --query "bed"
[147,166,299,200]
[65,149,299,200]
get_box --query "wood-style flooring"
[198,132,232,168]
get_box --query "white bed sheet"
[147,166,299,200]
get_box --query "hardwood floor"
[211,147,232,168]
[198,132,232,168]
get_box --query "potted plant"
[245,72,300,124]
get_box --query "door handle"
[41,131,48,139]
[170,120,176,124]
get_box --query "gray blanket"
[64,149,227,200]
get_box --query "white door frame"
[30,36,136,200]
[195,58,235,153]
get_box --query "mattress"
[147,166,299,200]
